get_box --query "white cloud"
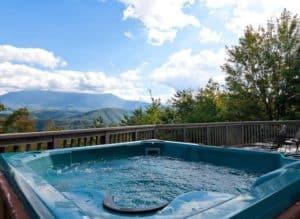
[124,31,134,39]
[0,45,66,68]
[199,26,222,43]
[0,45,175,102]
[201,0,235,9]
[121,70,140,81]
[120,61,148,81]
[151,48,225,90]
[202,0,300,35]
[0,61,151,101]
[119,0,200,46]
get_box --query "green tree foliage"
[0,104,5,111]
[170,80,222,123]
[3,108,35,133]
[190,80,221,122]
[0,104,5,133]
[121,108,145,125]
[45,119,61,131]
[223,9,300,120]
[170,90,195,123]
[121,95,167,125]
[142,96,164,124]
[121,80,223,125]
[93,116,105,128]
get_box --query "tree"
[190,79,221,122]
[3,108,35,133]
[45,119,61,131]
[169,80,223,123]
[170,90,195,123]
[121,108,145,125]
[121,91,167,125]
[219,92,266,121]
[0,104,4,111]
[93,116,106,128]
[223,9,300,120]
[0,104,5,133]
[143,96,165,124]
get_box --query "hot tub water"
[42,156,260,209]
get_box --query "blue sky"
[0,0,298,102]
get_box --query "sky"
[0,0,299,102]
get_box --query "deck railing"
[0,120,299,153]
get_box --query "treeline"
[0,106,35,133]
[0,105,106,133]
[121,10,300,125]
[0,105,111,133]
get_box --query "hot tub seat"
[103,194,169,214]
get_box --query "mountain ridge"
[0,90,148,111]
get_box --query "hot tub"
[1,140,300,218]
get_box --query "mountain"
[0,90,148,111]
[30,109,81,120]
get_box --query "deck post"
[154,127,159,139]
[105,132,110,144]
[132,131,137,141]
[241,123,244,145]
[47,141,54,150]
[225,125,229,145]
[207,126,210,145]
[53,136,60,148]
[183,127,187,142]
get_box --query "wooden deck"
[0,120,299,153]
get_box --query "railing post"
[207,125,210,145]
[53,136,60,148]
[241,123,244,145]
[154,127,159,139]
[183,127,187,142]
[225,125,229,145]
[105,132,110,144]
[47,135,56,149]
[132,131,137,141]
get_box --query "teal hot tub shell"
[1,140,300,219]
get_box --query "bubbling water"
[42,156,260,209]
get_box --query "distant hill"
[31,108,130,130]
[66,108,129,122]
[30,109,81,120]
[0,90,148,111]
[30,108,129,124]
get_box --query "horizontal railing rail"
[0,120,299,153]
